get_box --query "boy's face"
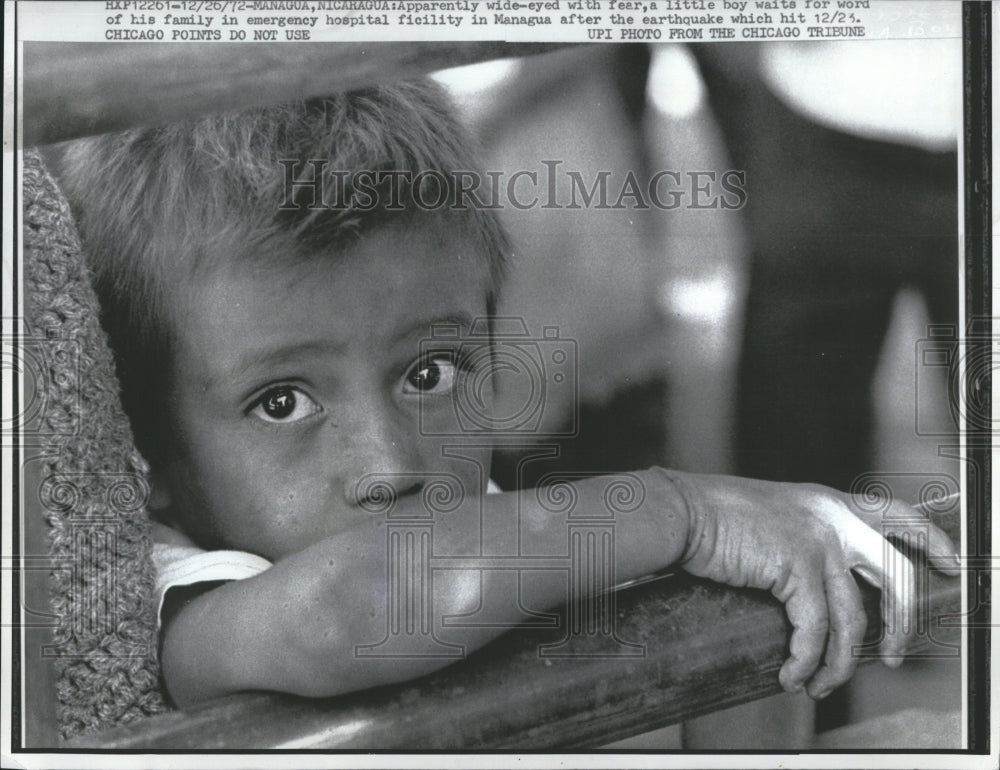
[156,224,494,561]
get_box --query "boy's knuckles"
[835,608,867,638]
[790,541,833,575]
[801,614,830,638]
[790,481,825,497]
[778,657,809,688]
[795,515,840,546]
[789,614,828,650]
[796,483,847,510]
[808,660,852,693]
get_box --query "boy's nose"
[338,414,427,508]
[348,475,423,510]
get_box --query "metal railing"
[72,505,961,749]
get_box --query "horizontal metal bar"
[22,42,572,147]
[70,508,963,750]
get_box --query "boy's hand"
[670,474,961,700]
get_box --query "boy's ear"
[149,470,172,511]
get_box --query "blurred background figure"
[434,38,963,748]
[685,40,961,742]
[693,42,959,494]
[438,45,673,489]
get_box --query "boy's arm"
[159,471,692,706]
[160,469,960,707]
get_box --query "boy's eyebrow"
[393,313,476,343]
[202,315,477,392]
[208,340,349,392]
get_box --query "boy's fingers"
[846,527,916,662]
[856,537,916,662]
[878,542,916,662]
[806,560,866,699]
[856,497,961,576]
[925,521,962,576]
[777,568,828,693]
[883,497,962,576]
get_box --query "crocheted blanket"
[23,149,166,740]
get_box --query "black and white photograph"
[2,0,992,765]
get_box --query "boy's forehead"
[298,222,494,315]
[200,216,488,286]
[168,221,492,363]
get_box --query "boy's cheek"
[415,399,466,436]
[220,480,370,560]
[167,423,493,559]
[419,439,493,490]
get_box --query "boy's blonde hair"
[59,79,509,462]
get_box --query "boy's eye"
[249,386,321,424]
[403,356,457,396]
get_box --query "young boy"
[60,79,959,710]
